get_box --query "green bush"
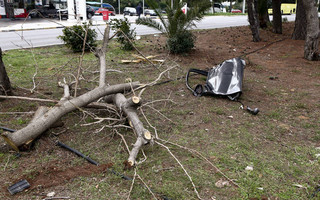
[110,18,136,50]
[167,31,195,54]
[58,24,97,52]
[136,0,210,54]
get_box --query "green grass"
[1,32,320,200]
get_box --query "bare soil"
[0,22,319,199]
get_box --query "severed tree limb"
[107,93,151,167]
[58,78,71,101]
[1,82,140,150]
[95,25,110,87]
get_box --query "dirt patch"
[2,163,112,198]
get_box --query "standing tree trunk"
[229,0,233,12]
[303,0,320,60]
[0,48,12,95]
[292,0,307,40]
[272,0,282,34]
[258,0,270,29]
[247,0,261,42]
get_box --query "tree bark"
[247,0,261,42]
[258,0,270,29]
[106,94,151,167]
[0,48,12,95]
[95,25,110,87]
[272,0,282,34]
[292,0,307,40]
[303,0,320,60]
[1,82,140,150]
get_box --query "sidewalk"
[0,15,137,32]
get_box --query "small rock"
[233,48,236,52]
[205,128,209,132]
[257,187,264,191]
[290,89,295,92]
[245,166,253,171]
[47,192,55,197]
[315,154,320,158]
[315,147,320,150]
[215,179,231,188]
[227,115,233,119]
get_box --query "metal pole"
[143,0,144,15]
[118,0,120,14]
[242,0,245,13]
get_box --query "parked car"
[123,7,136,16]
[231,9,242,13]
[29,4,57,18]
[144,9,156,16]
[95,8,115,16]
[56,5,95,19]
[213,3,224,13]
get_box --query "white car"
[123,7,136,16]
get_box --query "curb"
[0,21,109,32]
[0,17,143,32]
[0,25,65,32]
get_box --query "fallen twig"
[0,95,58,103]
[137,173,158,200]
[157,138,243,190]
[127,168,137,200]
[155,141,203,200]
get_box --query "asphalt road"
[0,15,296,51]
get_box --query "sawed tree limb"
[105,93,151,167]
[1,82,140,150]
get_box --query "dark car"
[56,5,95,19]
[29,4,57,18]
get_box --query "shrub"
[110,18,136,50]
[58,24,97,52]
[167,31,195,54]
[136,0,210,54]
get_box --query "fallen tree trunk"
[1,82,140,150]
[106,93,151,167]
